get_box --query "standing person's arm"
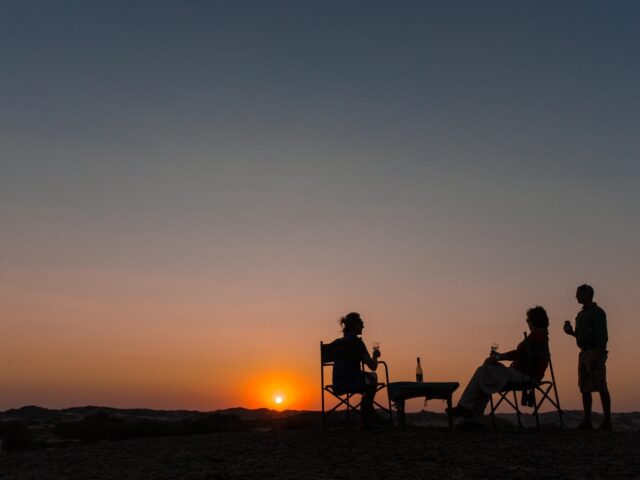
[563,320,576,337]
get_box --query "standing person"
[331,312,381,427]
[563,284,612,430]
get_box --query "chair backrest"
[522,333,552,381]
[320,340,363,365]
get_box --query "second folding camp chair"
[489,343,563,429]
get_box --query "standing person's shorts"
[578,348,608,393]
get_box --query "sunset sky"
[1,1,639,413]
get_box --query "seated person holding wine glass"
[331,312,381,426]
[447,306,550,418]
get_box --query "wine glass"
[490,342,499,356]
[372,341,380,352]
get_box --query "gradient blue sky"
[1,1,639,411]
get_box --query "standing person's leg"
[599,388,612,430]
[579,348,612,430]
[578,392,593,429]
[595,349,612,430]
[577,351,594,429]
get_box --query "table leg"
[394,401,406,426]
[447,395,453,428]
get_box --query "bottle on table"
[416,357,423,382]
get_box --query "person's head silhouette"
[576,284,595,305]
[340,312,364,335]
[526,306,549,329]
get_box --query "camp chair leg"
[555,386,564,429]
[551,380,564,428]
[513,391,523,428]
[532,390,540,430]
[557,401,564,428]
[490,392,510,429]
[548,356,564,428]
[321,364,326,430]
[372,383,393,422]
[490,395,497,428]
[394,400,406,426]
[534,383,564,430]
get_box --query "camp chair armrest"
[377,360,390,384]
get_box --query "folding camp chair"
[320,340,392,429]
[489,345,563,430]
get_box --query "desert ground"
[1,418,639,479]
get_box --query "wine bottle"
[416,357,423,382]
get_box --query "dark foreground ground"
[1,426,638,480]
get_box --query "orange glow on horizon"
[241,371,314,411]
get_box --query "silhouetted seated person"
[331,312,381,426]
[447,306,550,419]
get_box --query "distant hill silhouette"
[3,405,639,430]
[0,405,308,423]
[0,405,320,451]
[2,404,640,451]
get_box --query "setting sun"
[240,370,315,410]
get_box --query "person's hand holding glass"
[372,341,381,358]
[487,342,500,363]
[563,320,575,336]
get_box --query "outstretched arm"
[497,346,520,362]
